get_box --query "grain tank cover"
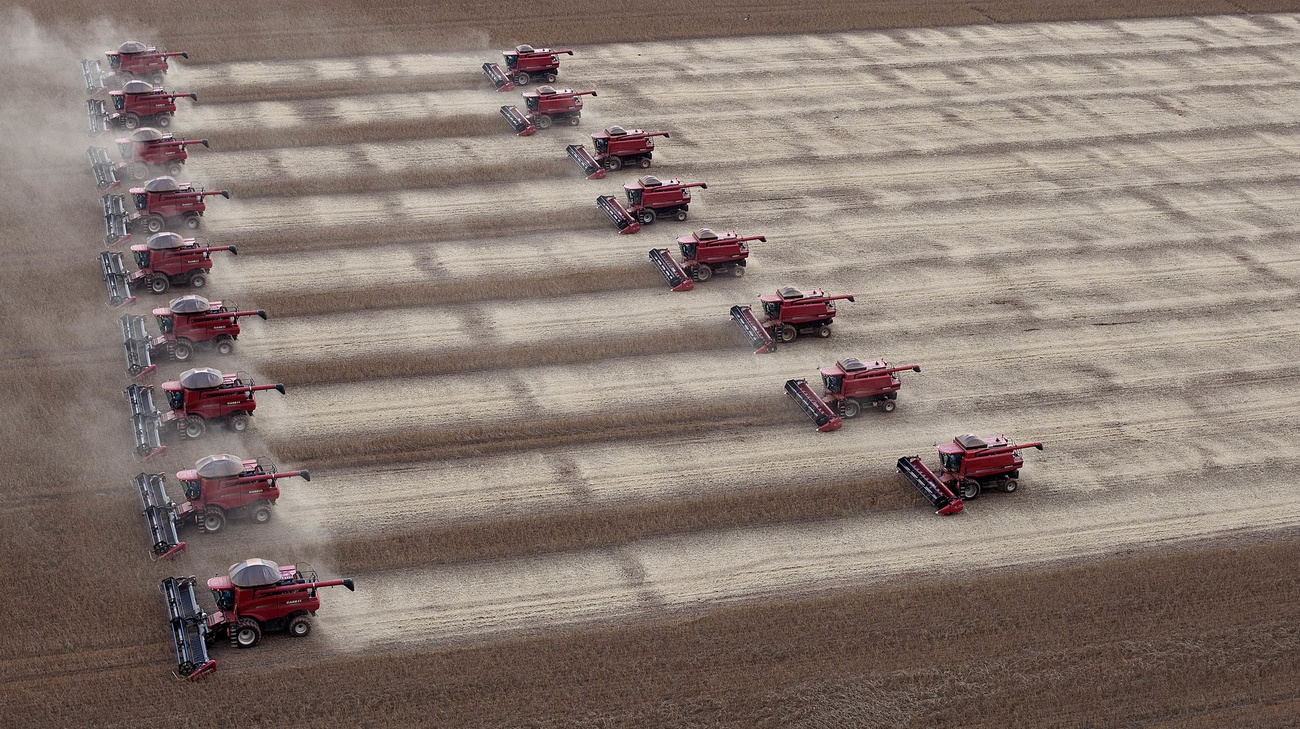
[129,127,166,142]
[694,229,718,241]
[956,433,989,450]
[195,454,244,479]
[178,367,223,390]
[515,45,534,53]
[118,41,149,54]
[147,232,185,249]
[123,80,155,94]
[605,125,627,135]
[228,558,281,588]
[778,287,804,299]
[168,295,210,314]
[143,176,181,192]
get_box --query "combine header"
[103,177,229,242]
[121,295,267,377]
[484,44,574,90]
[785,359,921,432]
[89,128,209,188]
[125,367,285,453]
[88,80,196,132]
[138,455,310,559]
[120,231,237,294]
[161,559,354,680]
[83,41,189,92]
[730,287,855,353]
[597,176,707,234]
[650,228,764,291]
[898,434,1045,513]
[567,126,670,178]
[500,86,596,135]
[100,250,136,307]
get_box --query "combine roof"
[122,79,155,94]
[143,176,181,192]
[146,232,186,249]
[178,367,223,390]
[128,127,166,142]
[196,454,245,479]
[229,558,282,588]
[168,295,210,314]
[118,41,149,54]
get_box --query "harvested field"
[6,2,1300,727]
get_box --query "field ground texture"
[3,1,1300,727]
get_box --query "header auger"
[83,41,189,93]
[162,560,354,680]
[500,86,596,135]
[483,44,574,90]
[121,295,267,378]
[88,80,196,134]
[898,434,1045,514]
[567,126,670,179]
[650,228,764,291]
[89,128,209,189]
[730,287,855,353]
[598,176,707,234]
[138,455,310,559]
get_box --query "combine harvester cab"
[161,559,355,679]
[599,176,707,233]
[100,251,136,307]
[568,126,671,179]
[650,229,765,292]
[138,472,185,559]
[160,575,216,679]
[784,379,841,432]
[125,383,166,460]
[898,434,1045,513]
[129,231,237,294]
[96,127,209,183]
[730,287,855,353]
[494,44,573,88]
[159,367,286,439]
[92,41,189,88]
[820,358,921,418]
[106,80,196,131]
[123,176,230,235]
[172,454,310,536]
[87,146,120,189]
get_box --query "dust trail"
[233,159,573,198]
[204,113,503,151]
[197,72,485,104]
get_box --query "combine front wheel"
[778,324,797,343]
[149,275,170,294]
[959,479,981,500]
[234,618,261,648]
[123,113,141,130]
[514,72,530,86]
[637,209,655,225]
[183,415,206,439]
[841,399,861,418]
[145,215,165,234]
[535,114,552,130]
[693,264,712,282]
[127,162,148,180]
[202,508,225,534]
[606,156,622,171]
[288,615,312,638]
[171,340,193,361]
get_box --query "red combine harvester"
[598,176,707,234]
[567,126,670,179]
[138,455,310,557]
[121,294,267,378]
[99,234,237,305]
[650,228,764,291]
[785,358,922,432]
[161,559,354,679]
[730,287,856,353]
[104,177,229,244]
[88,128,209,189]
[500,86,596,135]
[483,44,574,90]
[125,367,285,458]
[82,41,189,92]
[88,80,196,134]
[898,434,1045,514]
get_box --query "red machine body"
[501,86,596,134]
[118,128,207,178]
[117,177,229,236]
[106,80,196,130]
[106,41,188,82]
[821,359,921,417]
[484,45,573,90]
[597,176,707,233]
[898,434,1045,514]
[152,295,266,360]
[174,455,309,534]
[160,367,285,439]
[649,229,764,291]
[128,232,237,293]
[567,127,670,178]
[730,287,856,353]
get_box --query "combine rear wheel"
[202,508,225,534]
[730,265,745,278]
[166,162,183,177]
[188,272,206,289]
[638,156,652,169]
[250,503,272,524]
[1003,479,1019,493]
[148,72,164,86]
[234,618,261,648]
[545,73,557,83]
[215,337,234,356]
[778,324,797,343]
[171,340,193,361]
[959,479,981,500]
[149,275,170,294]
[841,399,861,418]
[156,114,171,129]
[879,399,896,413]
[227,411,249,432]
[673,210,688,222]
[183,214,201,230]
[288,615,312,638]
[816,325,831,338]
[183,415,206,439]
[568,115,580,126]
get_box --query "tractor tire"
[156,114,172,129]
[123,113,141,130]
[250,503,273,525]
[841,399,861,419]
[638,156,653,169]
[1003,478,1019,493]
[215,337,234,356]
[730,264,746,278]
[127,162,148,180]
[171,339,193,362]
[201,508,225,534]
[816,325,832,338]
[148,72,165,86]
[183,214,201,230]
[606,156,622,171]
[183,415,206,439]
[149,275,170,294]
[693,264,713,282]
[227,411,250,433]
[166,162,183,177]
[514,72,530,86]
[638,209,656,225]
[879,399,897,413]
[568,115,581,126]
[959,479,981,500]
[535,114,552,130]
[673,209,688,222]
[234,618,261,648]
[545,73,557,83]
[188,272,207,289]
[145,215,165,234]
[288,615,312,638]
